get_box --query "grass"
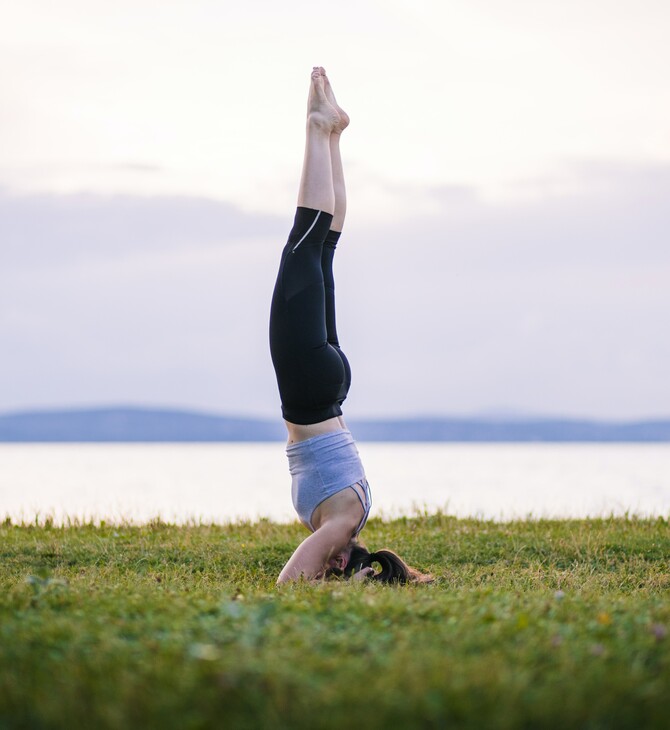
[1,513,669,729]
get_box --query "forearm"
[276,520,352,584]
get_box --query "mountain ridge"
[1,406,669,442]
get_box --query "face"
[326,545,352,572]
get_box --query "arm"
[276,518,354,585]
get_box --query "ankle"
[307,111,338,134]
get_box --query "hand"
[352,566,375,582]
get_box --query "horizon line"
[1,404,669,425]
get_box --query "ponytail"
[344,543,432,584]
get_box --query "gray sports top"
[287,429,371,534]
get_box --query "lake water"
[1,443,669,525]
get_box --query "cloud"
[335,161,670,418]
[107,163,164,173]
[0,189,286,268]
[1,161,669,419]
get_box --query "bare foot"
[319,66,350,134]
[307,67,340,133]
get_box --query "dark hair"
[329,541,433,584]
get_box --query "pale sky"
[1,0,669,419]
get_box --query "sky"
[1,0,669,420]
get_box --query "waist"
[285,416,343,445]
[286,429,365,487]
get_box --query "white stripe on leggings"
[291,210,322,253]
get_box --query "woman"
[270,67,430,585]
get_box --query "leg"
[321,68,350,232]
[296,68,339,214]
[319,67,350,348]
[319,69,352,409]
[269,69,349,427]
[321,228,352,409]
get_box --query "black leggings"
[269,207,352,425]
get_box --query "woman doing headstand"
[269,67,430,585]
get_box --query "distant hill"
[0,407,284,442]
[1,407,669,442]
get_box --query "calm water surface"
[1,443,669,524]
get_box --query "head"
[325,540,433,584]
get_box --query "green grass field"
[1,514,668,729]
